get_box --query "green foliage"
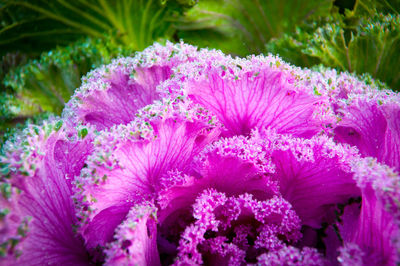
[306,14,400,89]
[176,0,334,56]
[1,37,134,129]
[0,0,197,143]
[0,0,199,142]
[1,0,399,144]
[266,18,331,67]
[354,0,400,15]
[0,0,193,57]
[0,112,52,150]
[268,12,400,90]
[0,52,28,84]
[266,32,320,68]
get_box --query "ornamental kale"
[1,42,399,265]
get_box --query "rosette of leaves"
[176,0,334,56]
[1,42,400,266]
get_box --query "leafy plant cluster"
[267,1,400,88]
[1,0,399,144]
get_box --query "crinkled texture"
[75,100,220,252]
[336,158,400,266]
[256,245,324,266]
[104,203,159,266]
[157,134,278,227]
[0,183,28,259]
[259,130,361,227]
[3,42,400,265]
[337,243,365,266]
[0,122,94,265]
[334,94,400,172]
[293,67,385,101]
[173,189,301,265]
[166,54,335,137]
[1,117,63,181]
[63,41,202,130]
[156,135,280,265]
[200,236,246,266]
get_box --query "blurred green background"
[1,0,399,145]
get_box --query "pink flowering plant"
[1,42,400,265]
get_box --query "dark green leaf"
[0,0,192,56]
[177,0,334,56]
[305,14,400,89]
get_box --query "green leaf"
[78,128,88,139]
[354,0,400,16]
[177,0,334,56]
[266,18,332,67]
[0,0,192,56]
[304,14,400,89]
[266,9,400,91]
[0,0,197,144]
[0,112,51,151]
[0,36,134,132]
